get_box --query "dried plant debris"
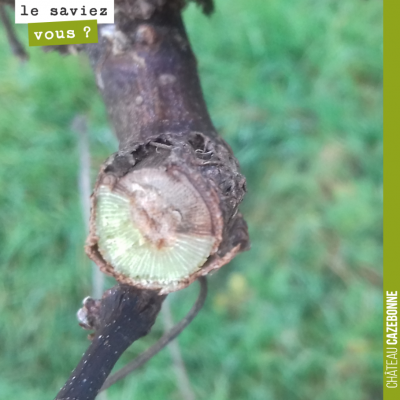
[86,134,248,294]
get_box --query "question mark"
[84,26,91,38]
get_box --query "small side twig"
[0,4,28,61]
[100,277,207,392]
[73,115,107,400]
[162,298,196,400]
[55,285,165,400]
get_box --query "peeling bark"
[85,5,249,293]
[1,0,249,397]
[60,1,248,397]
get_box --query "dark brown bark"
[85,7,216,150]
[55,286,165,400]
[1,0,249,397]
[84,4,249,293]
[70,2,248,396]
[100,277,208,391]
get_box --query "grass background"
[0,0,383,399]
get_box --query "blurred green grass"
[0,0,382,399]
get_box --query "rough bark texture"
[1,0,249,397]
[55,286,165,400]
[86,8,215,147]
[100,277,208,391]
[85,4,249,293]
